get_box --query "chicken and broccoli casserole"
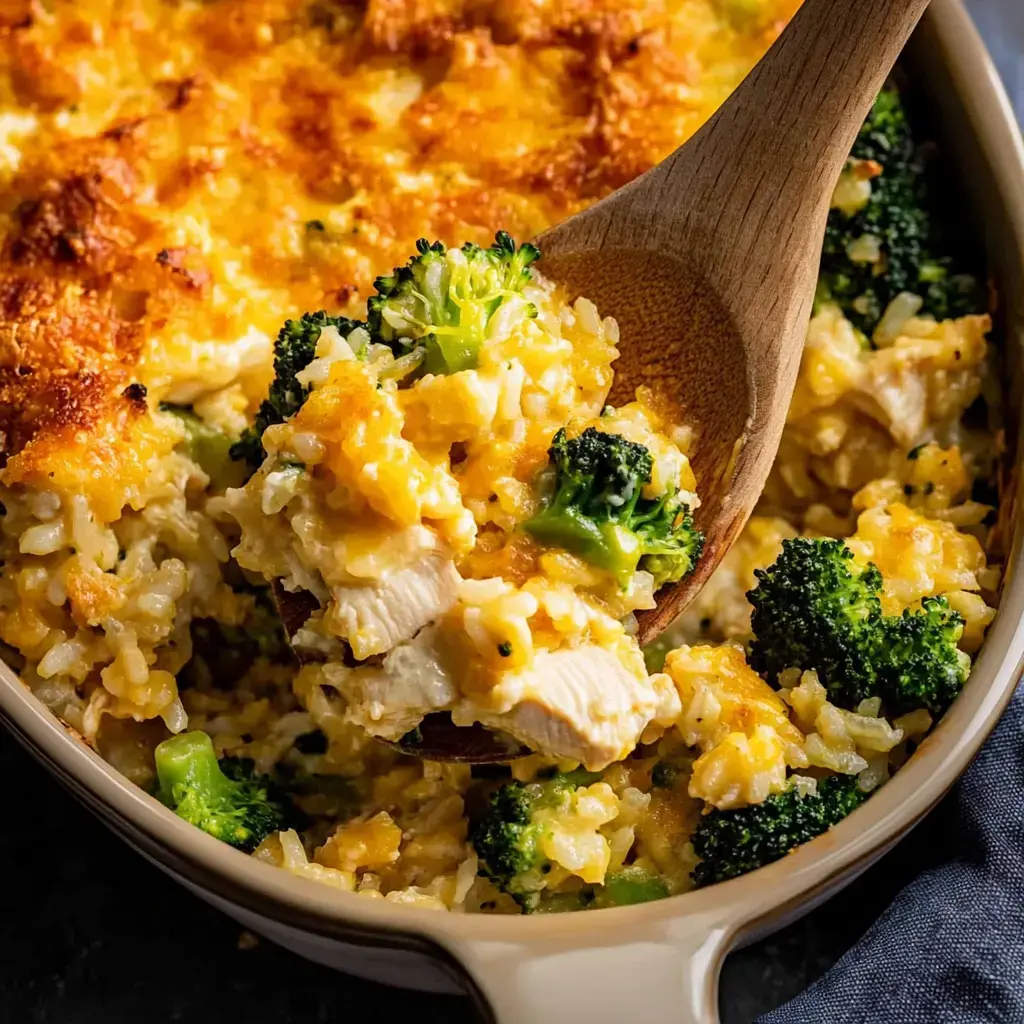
[0,0,1001,913]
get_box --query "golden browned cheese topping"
[0,0,797,492]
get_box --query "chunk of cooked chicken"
[318,632,678,769]
[457,645,682,770]
[318,626,459,740]
[453,646,681,769]
[321,553,461,661]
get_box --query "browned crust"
[0,0,792,473]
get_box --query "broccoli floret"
[471,782,545,903]
[691,776,866,887]
[820,88,982,334]
[155,732,290,852]
[524,427,704,587]
[877,596,971,716]
[230,311,364,469]
[748,537,969,715]
[748,538,883,707]
[848,85,912,167]
[471,770,600,911]
[367,231,540,375]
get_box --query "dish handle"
[446,913,733,1024]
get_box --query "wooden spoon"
[536,0,932,646]
[277,0,931,761]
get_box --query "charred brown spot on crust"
[6,143,146,276]
[0,128,165,465]
[155,247,210,291]
[102,117,147,142]
[333,283,359,308]
[122,382,148,405]
[164,75,201,112]
[0,273,144,374]
[0,3,33,32]
[362,6,468,58]
[8,35,80,110]
[0,367,123,462]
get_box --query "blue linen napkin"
[759,682,1024,1023]
[968,0,1024,120]
[760,5,1023,1020]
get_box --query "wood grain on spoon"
[536,0,933,647]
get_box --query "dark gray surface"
[0,728,939,1023]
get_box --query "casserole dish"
[1,0,1022,1021]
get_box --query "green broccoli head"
[848,86,912,167]
[230,311,365,469]
[878,596,969,716]
[367,231,540,376]
[819,87,982,334]
[470,770,600,911]
[155,731,291,852]
[471,781,545,896]
[691,775,866,887]
[524,427,704,587]
[748,538,883,708]
[748,537,971,716]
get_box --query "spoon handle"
[634,0,933,281]
[701,0,930,227]
[577,0,937,296]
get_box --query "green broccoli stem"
[526,503,643,577]
[155,731,292,852]
[590,867,670,908]
[156,730,224,802]
[160,404,246,490]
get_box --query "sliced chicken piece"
[323,553,460,660]
[325,627,460,741]
[321,630,678,767]
[453,645,682,771]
